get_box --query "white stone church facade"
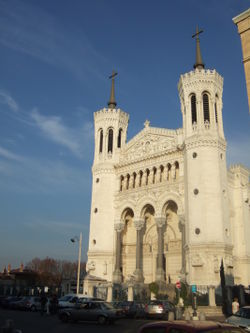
[84,33,250,298]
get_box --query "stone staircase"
[185,306,224,319]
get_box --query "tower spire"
[108,70,118,108]
[192,26,205,69]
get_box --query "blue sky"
[0,0,249,270]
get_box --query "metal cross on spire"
[192,26,205,69]
[108,70,118,109]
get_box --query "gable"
[119,127,177,163]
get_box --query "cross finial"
[144,119,150,128]
[192,26,205,69]
[108,70,118,109]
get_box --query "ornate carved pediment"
[120,130,177,163]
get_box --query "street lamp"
[71,232,82,294]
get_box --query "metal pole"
[76,232,82,294]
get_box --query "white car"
[226,306,250,332]
[58,294,101,309]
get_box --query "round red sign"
[176,281,181,289]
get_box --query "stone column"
[107,283,113,302]
[179,216,186,277]
[208,285,216,306]
[133,219,144,283]
[155,217,166,282]
[113,223,124,283]
[141,172,147,186]
[171,164,176,180]
[127,284,134,301]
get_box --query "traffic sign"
[191,284,197,293]
[176,281,181,289]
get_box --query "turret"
[178,29,232,287]
[87,72,129,281]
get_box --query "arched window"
[126,174,130,190]
[145,169,150,185]
[99,129,103,153]
[108,128,113,153]
[191,94,197,124]
[139,171,143,187]
[174,161,179,179]
[167,163,171,181]
[159,165,164,182]
[214,103,218,123]
[152,167,157,184]
[117,128,122,148]
[203,93,210,123]
[120,175,124,191]
[215,94,218,124]
[132,172,136,188]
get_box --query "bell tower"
[178,28,233,287]
[87,72,129,281]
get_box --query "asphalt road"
[0,309,149,333]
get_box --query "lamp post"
[71,232,82,294]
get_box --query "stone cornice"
[185,243,233,252]
[116,148,184,170]
[184,137,226,150]
[115,180,184,202]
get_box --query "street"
[0,309,149,333]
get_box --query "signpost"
[176,281,181,289]
[191,285,198,318]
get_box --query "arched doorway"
[163,200,182,283]
[121,208,135,281]
[141,204,156,283]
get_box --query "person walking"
[40,293,47,316]
[232,297,239,314]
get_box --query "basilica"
[84,30,250,301]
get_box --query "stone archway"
[162,200,182,283]
[121,208,136,281]
[140,204,156,283]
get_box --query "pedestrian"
[40,293,47,316]
[232,297,239,314]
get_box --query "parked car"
[226,306,250,332]
[115,301,145,318]
[1,296,21,309]
[58,294,102,309]
[58,300,123,324]
[144,300,175,319]
[23,296,42,311]
[9,297,28,310]
[138,320,246,333]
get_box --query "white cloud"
[0,153,90,194]
[30,108,90,158]
[0,145,23,161]
[0,90,19,112]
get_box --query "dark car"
[226,306,250,331]
[2,296,21,309]
[9,297,28,310]
[112,301,145,318]
[58,300,123,325]
[138,320,246,333]
[145,300,175,319]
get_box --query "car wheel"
[60,313,69,323]
[31,305,36,312]
[97,316,106,325]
